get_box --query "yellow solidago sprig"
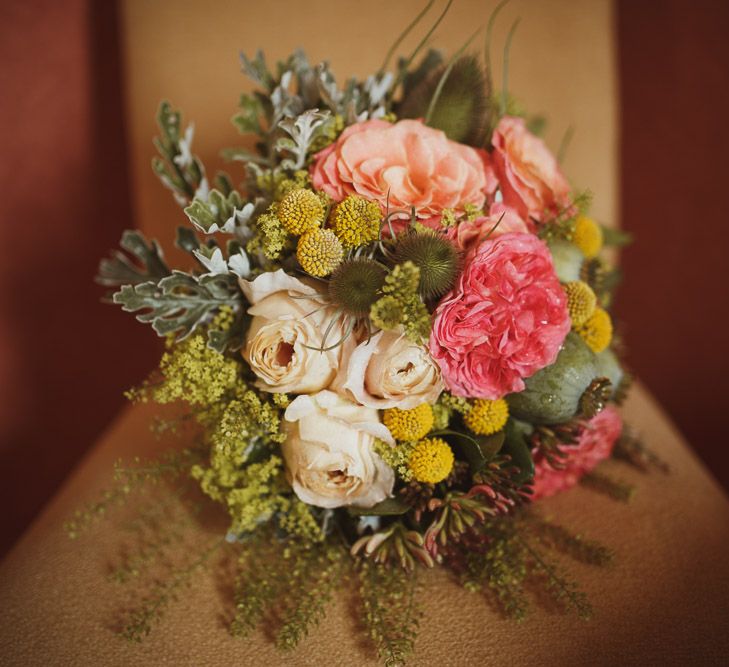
[374,439,414,482]
[330,195,382,248]
[277,188,325,235]
[383,404,434,442]
[193,454,285,534]
[408,438,454,484]
[575,307,613,353]
[463,399,509,436]
[248,205,292,261]
[370,261,431,343]
[131,332,240,407]
[572,216,604,258]
[563,280,597,327]
[296,227,344,277]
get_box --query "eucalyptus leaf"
[347,496,411,516]
[97,230,170,287]
[113,271,242,341]
[437,429,504,472]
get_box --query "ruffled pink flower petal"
[531,407,623,500]
[429,232,570,399]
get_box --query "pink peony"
[311,119,496,220]
[491,116,571,223]
[531,406,623,500]
[429,232,570,399]
[447,202,531,254]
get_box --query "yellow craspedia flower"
[383,404,434,442]
[330,195,382,248]
[563,280,597,327]
[296,228,343,277]
[575,307,613,353]
[463,398,509,436]
[573,216,603,259]
[277,188,324,235]
[408,437,454,484]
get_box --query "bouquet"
[77,3,665,664]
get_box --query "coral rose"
[491,116,571,223]
[531,406,623,500]
[282,391,395,509]
[311,119,496,221]
[429,232,570,399]
[447,202,530,254]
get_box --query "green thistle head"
[393,232,460,299]
[328,258,387,317]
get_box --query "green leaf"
[97,230,170,287]
[208,307,248,353]
[602,226,633,247]
[113,271,242,341]
[502,420,535,483]
[347,497,411,516]
[437,429,505,472]
[175,226,199,254]
[527,114,547,136]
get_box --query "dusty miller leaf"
[232,94,265,135]
[97,230,170,287]
[184,189,250,234]
[240,50,275,91]
[152,101,205,205]
[275,109,331,170]
[113,271,241,341]
[175,226,200,254]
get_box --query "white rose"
[240,269,347,394]
[334,330,444,409]
[282,391,395,509]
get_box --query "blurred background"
[1,0,727,557]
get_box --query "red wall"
[0,0,159,555]
[616,0,729,490]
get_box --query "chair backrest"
[120,0,618,249]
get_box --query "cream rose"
[240,269,347,394]
[334,330,443,409]
[282,391,395,509]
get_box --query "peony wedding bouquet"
[78,3,665,664]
